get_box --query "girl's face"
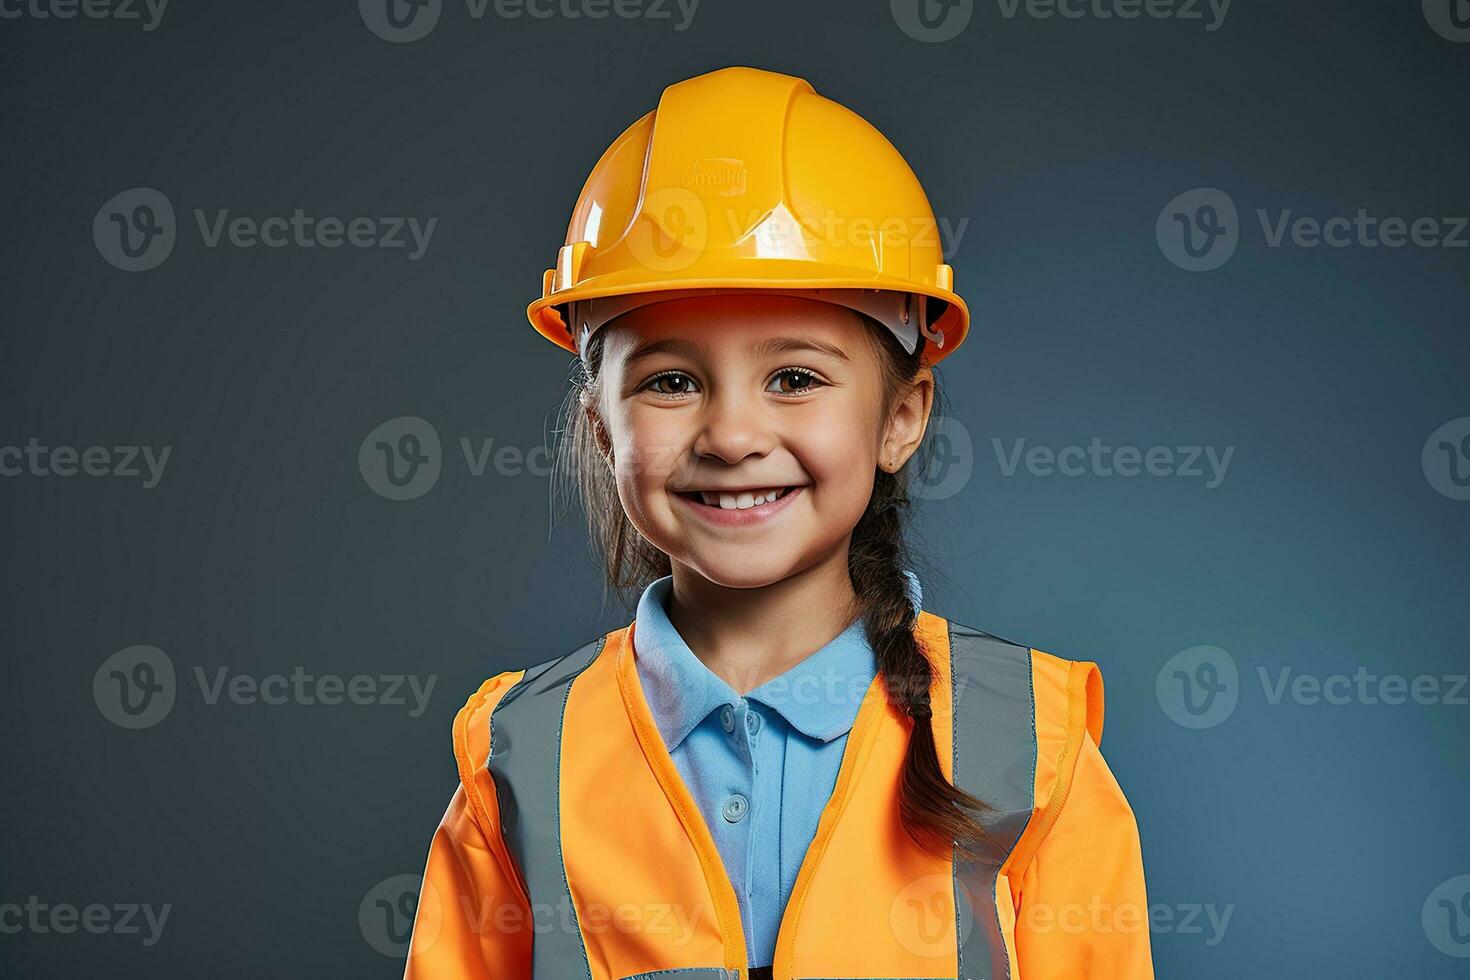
[589,293,932,591]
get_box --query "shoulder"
[450,669,524,775]
[450,631,619,777]
[444,632,621,842]
[929,612,1106,749]
[936,615,1122,874]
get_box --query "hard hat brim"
[526,259,970,367]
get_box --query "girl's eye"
[768,368,824,396]
[643,371,700,398]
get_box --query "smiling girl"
[404,66,1154,980]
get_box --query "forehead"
[602,293,868,351]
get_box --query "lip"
[673,485,805,527]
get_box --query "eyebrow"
[624,335,851,368]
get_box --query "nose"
[691,385,777,465]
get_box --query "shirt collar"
[631,570,924,751]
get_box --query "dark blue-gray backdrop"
[2,1,1467,977]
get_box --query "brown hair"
[551,306,995,861]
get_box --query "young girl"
[404,66,1154,980]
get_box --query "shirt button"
[720,705,735,732]
[721,793,748,823]
[745,711,761,735]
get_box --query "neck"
[663,548,861,696]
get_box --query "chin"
[677,552,804,591]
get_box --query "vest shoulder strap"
[1003,646,1107,880]
[449,638,607,839]
[450,668,523,842]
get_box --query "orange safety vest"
[404,611,1155,980]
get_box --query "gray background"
[2,0,1468,977]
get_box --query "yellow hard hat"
[526,66,970,367]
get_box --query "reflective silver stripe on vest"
[487,634,608,980]
[618,970,740,980]
[948,621,1038,980]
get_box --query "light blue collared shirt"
[632,570,923,968]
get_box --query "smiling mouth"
[676,486,797,511]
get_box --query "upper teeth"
[699,487,786,510]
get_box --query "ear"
[583,398,615,468]
[879,367,935,473]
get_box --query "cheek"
[795,412,880,499]
[611,407,687,496]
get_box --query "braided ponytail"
[851,466,996,862]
